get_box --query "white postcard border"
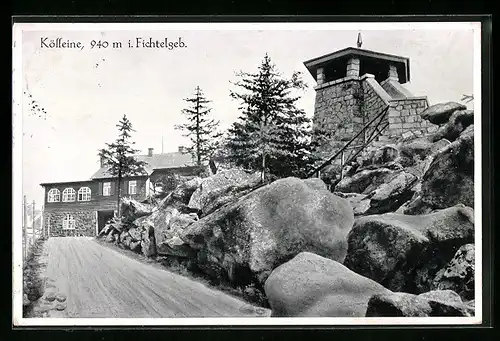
[12,20,484,326]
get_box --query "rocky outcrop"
[420,102,467,125]
[181,177,354,285]
[93,99,477,318]
[431,243,475,301]
[366,289,471,317]
[264,252,391,317]
[344,205,474,294]
[419,125,474,211]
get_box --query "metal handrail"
[344,122,390,166]
[307,105,389,178]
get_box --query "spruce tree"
[98,115,148,216]
[175,86,222,167]
[226,54,317,181]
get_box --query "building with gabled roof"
[40,146,203,237]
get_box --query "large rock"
[138,220,156,257]
[334,192,371,216]
[162,177,203,208]
[156,214,198,257]
[120,198,153,223]
[399,138,451,168]
[402,195,434,215]
[201,173,263,217]
[366,289,471,317]
[334,167,395,194]
[264,252,391,317]
[421,102,467,125]
[188,169,261,214]
[303,178,328,191]
[357,145,399,170]
[404,139,452,182]
[431,244,475,301]
[181,177,355,285]
[420,125,474,211]
[158,235,196,258]
[430,110,474,143]
[344,205,474,293]
[150,207,179,251]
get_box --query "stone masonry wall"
[359,77,390,141]
[46,209,96,237]
[312,75,391,161]
[313,74,438,169]
[387,98,438,138]
[312,77,362,159]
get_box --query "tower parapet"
[304,46,438,159]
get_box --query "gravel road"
[37,237,269,318]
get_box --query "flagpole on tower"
[161,135,164,154]
[357,31,363,48]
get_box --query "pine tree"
[270,108,319,178]
[175,86,222,167]
[226,54,316,181]
[98,115,148,216]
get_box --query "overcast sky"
[17,23,477,205]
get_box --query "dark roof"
[40,179,95,187]
[90,151,196,179]
[303,47,410,83]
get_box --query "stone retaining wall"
[46,209,96,237]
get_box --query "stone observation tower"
[304,36,438,160]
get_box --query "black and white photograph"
[12,21,483,326]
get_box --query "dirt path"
[35,237,270,318]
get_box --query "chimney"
[100,155,105,168]
[148,148,154,157]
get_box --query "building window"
[62,214,75,230]
[103,182,111,196]
[62,188,76,202]
[47,188,60,202]
[128,180,137,195]
[78,187,91,201]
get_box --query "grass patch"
[23,237,48,318]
